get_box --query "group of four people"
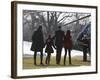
[31,25,73,66]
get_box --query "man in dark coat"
[78,34,90,62]
[81,34,90,62]
[54,26,65,65]
[31,26,45,65]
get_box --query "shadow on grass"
[33,64,81,67]
[23,56,91,69]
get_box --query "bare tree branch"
[56,12,62,19]
[63,15,91,26]
[58,15,72,23]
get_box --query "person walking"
[54,26,65,65]
[81,34,89,62]
[45,35,56,65]
[31,25,45,65]
[64,30,72,65]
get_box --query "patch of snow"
[23,41,84,57]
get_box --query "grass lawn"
[23,55,90,69]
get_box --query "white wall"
[0,0,100,80]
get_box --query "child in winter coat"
[45,35,56,65]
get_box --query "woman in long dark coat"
[64,30,73,65]
[45,35,56,65]
[31,26,45,65]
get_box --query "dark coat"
[45,38,55,53]
[64,35,72,49]
[31,30,45,51]
[55,30,65,47]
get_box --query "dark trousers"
[56,46,62,64]
[64,48,71,65]
[83,47,87,61]
[45,53,51,65]
[34,50,43,65]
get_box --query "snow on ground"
[23,41,84,57]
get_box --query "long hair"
[66,30,71,37]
